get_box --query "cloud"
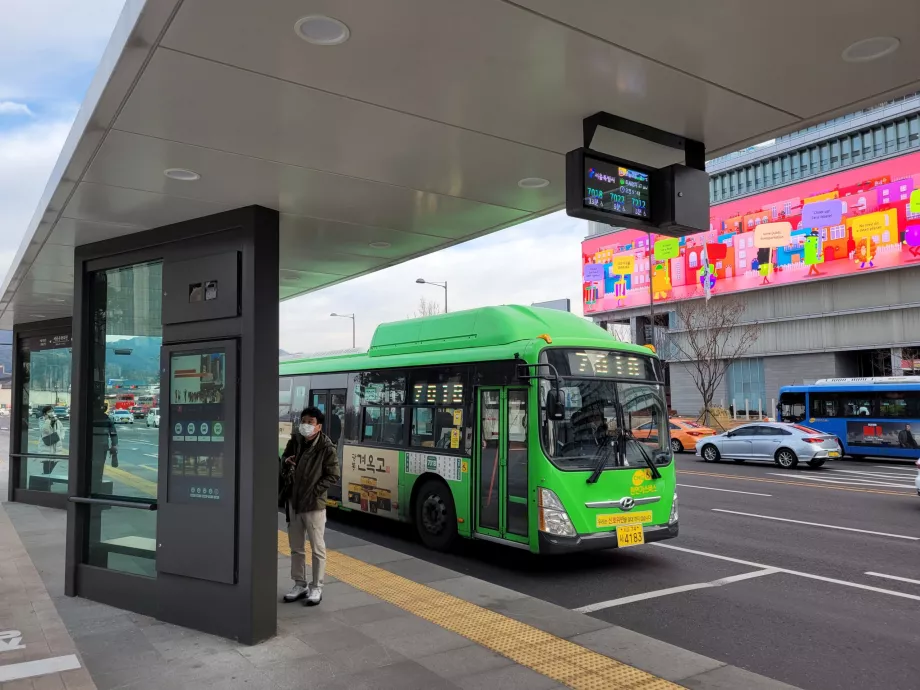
[0,101,33,116]
[0,117,75,285]
[0,0,127,102]
[279,211,589,353]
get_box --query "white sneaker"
[304,586,323,606]
[283,584,308,602]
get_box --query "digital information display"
[584,157,651,220]
[168,350,228,505]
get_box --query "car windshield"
[540,377,669,471]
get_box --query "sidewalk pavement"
[1,468,801,689]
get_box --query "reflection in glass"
[506,390,528,537]
[86,261,162,576]
[17,335,72,492]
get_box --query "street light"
[330,313,356,348]
[415,278,448,313]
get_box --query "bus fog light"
[669,493,678,524]
[538,488,576,537]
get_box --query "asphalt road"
[323,454,920,690]
[8,421,920,689]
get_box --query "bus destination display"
[583,158,651,220]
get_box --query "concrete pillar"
[891,347,903,376]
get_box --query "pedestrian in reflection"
[280,406,340,607]
[40,405,63,474]
[91,402,119,495]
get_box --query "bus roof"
[780,382,920,393]
[280,305,653,375]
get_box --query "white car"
[146,407,160,428]
[111,409,134,424]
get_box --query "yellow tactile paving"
[277,530,680,690]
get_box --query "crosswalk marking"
[768,473,915,489]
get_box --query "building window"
[727,358,766,415]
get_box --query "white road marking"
[144,454,158,459]
[574,568,780,612]
[653,543,920,603]
[767,473,914,489]
[0,655,81,682]
[140,465,159,472]
[711,509,919,540]
[677,484,771,497]
[865,572,920,586]
[872,465,917,472]
[829,468,919,481]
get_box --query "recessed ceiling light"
[842,36,900,63]
[369,241,391,249]
[295,15,350,45]
[164,168,201,181]
[518,177,550,189]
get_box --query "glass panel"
[411,408,435,447]
[17,333,73,492]
[278,378,292,421]
[86,261,162,576]
[328,391,346,445]
[506,390,528,537]
[311,392,328,414]
[86,505,156,577]
[479,390,500,531]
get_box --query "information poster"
[342,445,399,518]
[846,420,919,449]
[168,351,228,504]
[405,452,463,483]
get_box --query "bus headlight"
[669,492,678,524]
[538,488,576,537]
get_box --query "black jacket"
[278,432,340,518]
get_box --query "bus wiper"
[586,439,616,484]
[623,429,662,480]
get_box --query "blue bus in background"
[778,378,920,460]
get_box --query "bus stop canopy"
[1,0,917,328]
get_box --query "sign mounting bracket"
[582,112,706,171]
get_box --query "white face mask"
[299,423,316,438]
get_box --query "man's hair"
[42,405,54,415]
[301,406,325,425]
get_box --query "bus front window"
[779,392,806,422]
[541,377,669,470]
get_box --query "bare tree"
[869,346,920,376]
[411,297,442,318]
[667,298,762,428]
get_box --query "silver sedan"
[695,422,842,469]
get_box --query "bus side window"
[779,393,805,422]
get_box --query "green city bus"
[278,306,678,553]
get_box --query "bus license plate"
[617,524,645,548]
[828,451,840,457]
[596,511,652,528]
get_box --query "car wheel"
[808,459,825,468]
[414,478,458,551]
[775,448,799,469]
[670,438,683,454]
[701,445,720,463]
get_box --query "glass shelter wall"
[85,261,163,577]
[15,333,72,495]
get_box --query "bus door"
[309,389,346,445]
[475,387,529,544]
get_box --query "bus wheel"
[414,479,457,551]
[775,449,799,469]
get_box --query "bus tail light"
[802,437,824,443]
[538,488,576,537]
[669,492,679,525]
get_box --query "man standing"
[280,407,340,606]
[898,424,919,449]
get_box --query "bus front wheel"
[414,478,458,551]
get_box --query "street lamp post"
[415,278,448,313]
[330,313,356,348]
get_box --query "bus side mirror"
[546,389,566,421]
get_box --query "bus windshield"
[539,352,669,470]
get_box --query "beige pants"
[288,507,327,589]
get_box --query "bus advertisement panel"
[582,151,920,314]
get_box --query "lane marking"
[143,454,159,459]
[766,473,914,489]
[678,469,914,496]
[0,655,81,682]
[103,465,157,497]
[677,483,771,497]
[653,543,920,603]
[865,572,920,586]
[830,468,917,479]
[574,568,780,612]
[873,465,917,471]
[276,532,679,689]
[139,465,159,472]
[711,508,919,540]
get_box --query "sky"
[0,1,588,353]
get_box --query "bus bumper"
[538,522,678,554]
